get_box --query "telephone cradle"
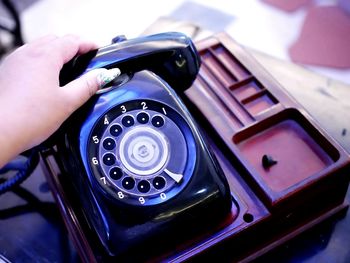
[40,32,350,262]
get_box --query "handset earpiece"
[60,32,201,93]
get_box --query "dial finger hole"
[151,115,165,128]
[110,124,123,137]
[109,167,123,180]
[137,112,149,124]
[153,176,166,190]
[122,177,135,190]
[137,180,151,193]
[122,115,134,127]
[103,153,116,166]
[103,137,116,150]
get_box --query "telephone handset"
[57,32,232,260]
[59,32,200,92]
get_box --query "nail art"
[97,68,121,88]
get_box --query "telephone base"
[41,33,350,262]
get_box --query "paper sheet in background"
[262,0,350,69]
[262,0,313,12]
[289,5,350,69]
[142,1,234,41]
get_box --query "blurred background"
[1,0,349,84]
[0,0,350,262]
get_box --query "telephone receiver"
[60,32,200,92]
[56,32,232,261]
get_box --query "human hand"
[0,35,120,167]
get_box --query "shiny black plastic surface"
[60,32,201,92]
[56,33,232,261]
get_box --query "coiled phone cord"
[0,148,40,195]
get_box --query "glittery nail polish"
[97,68,121,88]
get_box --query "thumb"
[62,68,121,109]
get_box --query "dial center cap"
[119,126,169,176]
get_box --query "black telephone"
[56,32,232,261]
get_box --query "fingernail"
[97,68,121,88]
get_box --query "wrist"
[0,101,28,167]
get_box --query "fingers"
[50,34,98,64]
[12,35,98,68]
[30,34,58,46]
[62,68,121,112]
[12,35,58,54]
[76,37,99,55]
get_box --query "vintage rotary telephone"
[56,32,232,261]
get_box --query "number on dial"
[141,101,148,110]
[139,197,145,204]
[92,136,99,144]
[92,157,99,165]
[121,105,126,113]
